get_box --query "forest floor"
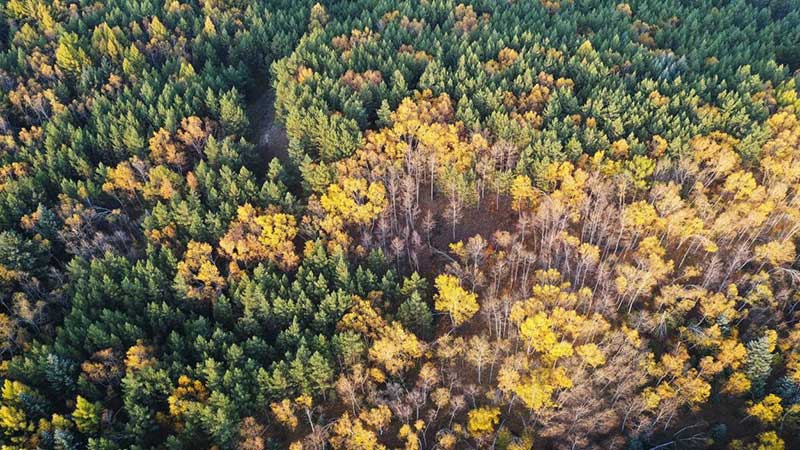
[416,192,519,276]
[246,84,289,167]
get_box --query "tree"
[203,16,217,36]
[754,241,796,268]
[237,417,265,450]
[510,175,537,216]
[125,342,156,371]
[466,336,493,384]
[175,241,226,301]
[177,116,211,156]
[0,380,33,442]
[270,399,298,431]
[368,322,423,376]
[219,88,249,136]
[220,204,299,270]
[55,33,89,74]
[730,431,785,450]
[318,177,386,247]
[723,372,752,396]
[397,292,434,339]
[102,159,144,199]
[747,394,783,424]
[81,348,123,387]
[308,352,333,394]
[329,412,386,450]
[433,274,479,328]
[73,396,102,434]
[745,334,775,396]
[309,3,329,29]
[149,128,187,168]
[576,344,606,368]
[167,375,208,420]
[466,407,500,437]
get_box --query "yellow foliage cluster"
[148,116,210,168]
[355,92,474,179]
[497,357,573,411]
[102,157,183,201]
[220,203,299,270]
[329,411,388,450]
[485,47,520,74]
[466,407,500,436]
[270,398,299,430]
[541,161,588,220]
[643,347,711,410]
[125,342,156,371]
[454,4,488,34]
[338,295,387,339]
[331,27,378,53]
[510,175,538,213]
[176,241,225,301]
[747,394,784,424]
[433,274,479,327]
[318,177,386,247]
[368,321,424,376]
[489,276,618,412]
[168,375,208,418]
[0,380,33,437]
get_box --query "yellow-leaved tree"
[368,321,423,376]
[175,241,225,301]
[466,407,500,437]
[747,394,784,424]
[220,203,299,271]
[510,175,538,217]
[318,177,386,247]
[434,274,479,328]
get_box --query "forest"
[1,0,800,449]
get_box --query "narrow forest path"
[246,84,289,167]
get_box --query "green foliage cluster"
[0,0,799,449]
[275,0,800,170]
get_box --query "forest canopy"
[1,0,800,449]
